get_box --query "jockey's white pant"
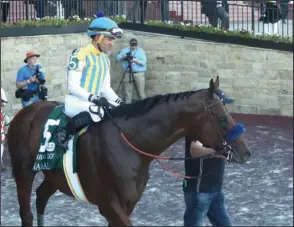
[64,95,104,122]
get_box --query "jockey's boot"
[55,111,92,150]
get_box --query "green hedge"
[1,16,292,44]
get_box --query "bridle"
[101,89,236,179]
[201,89,236,162]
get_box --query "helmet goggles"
[88,27,123,38]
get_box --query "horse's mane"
[107,89,204,120]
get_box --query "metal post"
[25,0,29,20]
[181,0,184,23]
[251,0,255,34]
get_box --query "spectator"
[62,0,84,19]
[259,0,287,23]
[160,0,170,22]
[140,0,148,23]
[182,89,234,226]
[127,0,147,23]
[259,0,267,20]
[1,0,10,22]
[16,52,47,107]
[259,0,282,24]
[201,0,229,30]
[116,38,147,104]
[35,0,45,19]
[280,0,290,23]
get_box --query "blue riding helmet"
[87,17,123,38]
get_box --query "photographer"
[16,52,47,107]
[116,38,147,104]
[201,0,229,30]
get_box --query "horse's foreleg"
[100,202,133,226]
[36,177,57,227]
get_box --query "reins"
[100,90,234,180]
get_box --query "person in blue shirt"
[116,38,147,104]
[16,52,46,107]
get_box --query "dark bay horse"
[7,77,251,227]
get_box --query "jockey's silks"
[71,44,110,96]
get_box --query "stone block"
[197,42,228,54]
[217,63,237,70]
[181,72,198,84]
[280,108,293,116]
[166,82,186,93]
[181,44,198,52]
[197,69,212,78]
[259,108,281,116]
[228,52,264,63]
[278,70,293,80]
[230,105,259,114]
[232,79,257,88]
[278,95,293,106]
[146,84,170,95]
[165,71,181,82]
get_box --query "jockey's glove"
[89,94,109,107]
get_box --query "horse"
[7,76,251,227]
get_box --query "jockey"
[56,14,124,150]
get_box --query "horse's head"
[192,76,251,164]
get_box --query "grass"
[1,15,292,44]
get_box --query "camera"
[124,52,134,62]
[35,66,46,85]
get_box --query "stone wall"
[1,31,293,118]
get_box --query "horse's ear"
[208,78,215,99]
[214,75,220,89]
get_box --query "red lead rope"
[120,132,171,160]
[120,132,193,179]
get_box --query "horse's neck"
[125,95,203,157]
